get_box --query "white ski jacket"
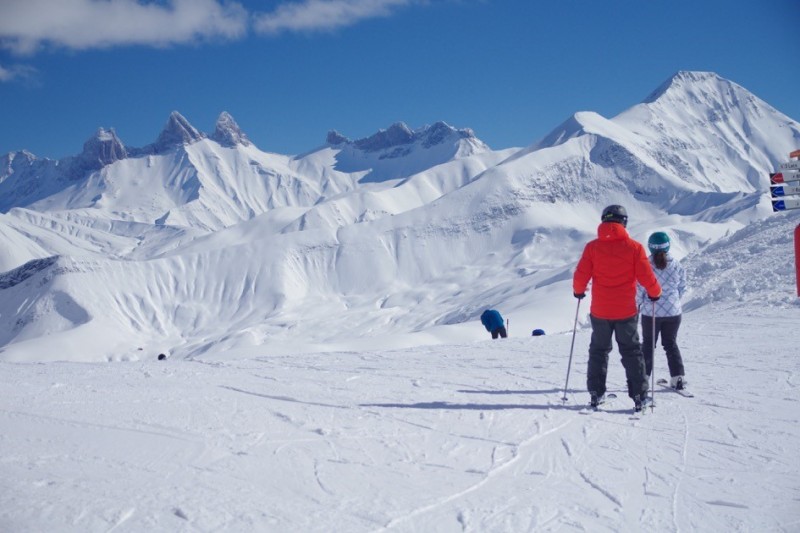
[637,254,686,317]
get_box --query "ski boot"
[670,376,686,390]
[634,395,652,412]
[590,392,605,408]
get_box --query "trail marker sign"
[771,184,800,197]
[768,151,800,296]
[780,159,800,171]
[770,171,800,185]
[770,153,800,213]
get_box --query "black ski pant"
[641,315,684,378]
[491,326,507,339]
[587,314,648,400]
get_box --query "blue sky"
[0,0,798,160]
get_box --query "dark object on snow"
[157,353,167,360]
[480,309,507,339]
[531,329,546,336]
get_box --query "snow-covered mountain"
[0,70,798,362]
[0,113,493,229]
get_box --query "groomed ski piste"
[2,305,798,532]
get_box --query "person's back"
[574,220,659,319]
[572,205,661,411]
[637,244,686,318]
[480,309,503,330]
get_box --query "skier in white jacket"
[637,232,688,390]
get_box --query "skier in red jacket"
[573,205,662,411]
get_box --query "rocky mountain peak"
[419,121,475,148]
[211,111,251,147]
[326,130,350,146]
[76,127,127,171]
[353,122,414,152]
[152,111,205,153]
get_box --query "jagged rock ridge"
[327,121,481,153]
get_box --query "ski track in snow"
[377,417,574,531]
[1,306,798,531]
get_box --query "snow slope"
[1,69,800,532]
[1,303,798,532]
[0,70,797,363]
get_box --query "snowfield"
[2,305,799,532]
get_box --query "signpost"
[779,159,800,171]
[771,184,800,197]
[771,154,800,214]
[770,171,800,185]
[771,151,800,296]
[772,198,800,212]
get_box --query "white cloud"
[0,63,38,84]
[254,0,414,35]
[0,0,249,55]
[0,65,13,82]
[0,0,431,56]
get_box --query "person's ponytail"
[653,251,668,270]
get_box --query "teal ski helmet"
[648,232,670,254]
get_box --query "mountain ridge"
[1,70,798,361]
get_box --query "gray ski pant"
[587,314,648,400]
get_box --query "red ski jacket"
[573,222,662,320]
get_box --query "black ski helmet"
[601,205,628,227]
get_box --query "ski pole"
[562,298,582,402]
[650,299,657,411]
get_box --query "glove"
[648,294,660,302]
[574,293,586,300]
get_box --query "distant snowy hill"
[0,70,798,362]
[325,121,491,183]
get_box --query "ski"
[579,393,617,414]
[656,378,694,397]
